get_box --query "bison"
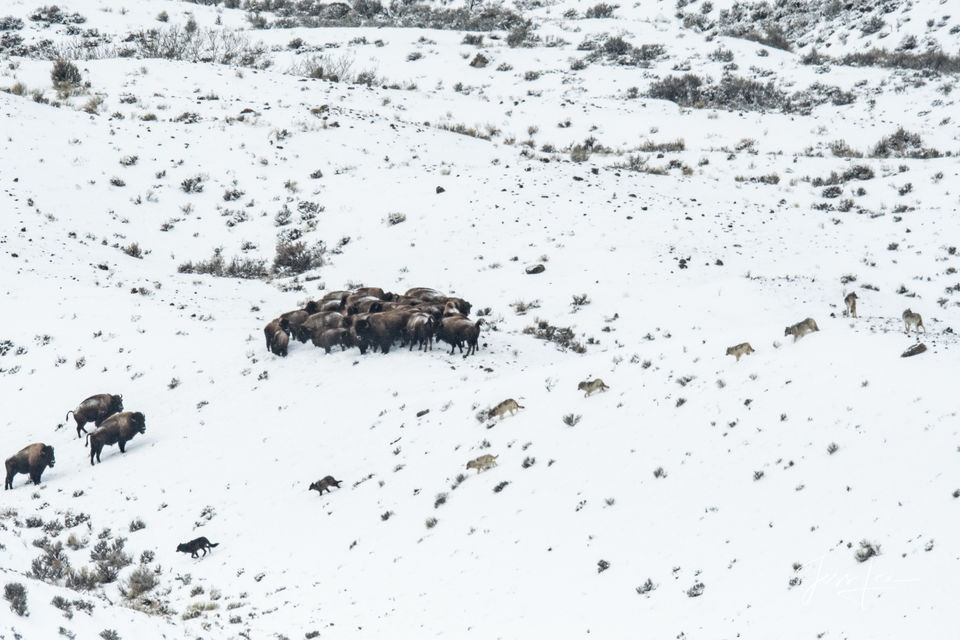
[66,393,123,439]
[311,327,350,353]
[302,311,344,335]
[346,295,384,315]
[5,443,55,490]
[316,298,345,313]
[322,290,351,303]
[406,313,436,351]
[438,317,483,356]
[357,309,418,353]
[442,297,472,316]
[87,411,146,466]
[352,286,387,300]
[403,287,446,302]
[280,309,311,343]
[270,329,289,357]
[264,317,290,352]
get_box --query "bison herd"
[4,393,146,491]
[264,286,483,358]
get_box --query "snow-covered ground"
[1,0,959,638]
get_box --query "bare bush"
[4,583,27,616]
[523,319,586,353]
[178,248,268,279]
[50,59,81,89]
[272,239,325,276]
[871,128,941,159]
[121,566,157,599]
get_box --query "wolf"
[844,292,858,318]
[176,537,219,558]
[488,399,524,420]
[725,343,755,361]
[466,454,498,474]
[784,318,819,342]
[577,379,610,397]
[902,309,925,334]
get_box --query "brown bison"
[87,412,146,466]
[302,311,344,335]
[357,309,418,353]
[404,287,446,302]
[264,317,290,352]
[270,329,289,357]
[406,313,436,351]
[312,327,350,353]
[442,297,472,316]
[316,298,344,312]
[66,393,123,439]
[280,309,312,343]
[352,286,387,300]
[346,295,384,315]
[438,317,483,356]
[322,290,351,302]
[309,475,342,494]
[5,443,55,490]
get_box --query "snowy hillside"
[1,0,959,638]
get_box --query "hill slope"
[1,1,959,638]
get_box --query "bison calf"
[5,443,55,490]
[87,412,146,466]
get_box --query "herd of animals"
[4,288,927,561]
[263,286,483,357]
[725,293,928,361]
[2,394,213,554]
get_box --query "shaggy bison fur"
[87,412,146,466]
[66,393,123,439]
[5,443,55,490]
[438,317,483,356]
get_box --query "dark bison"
[404,287,446,302]
[270,328,289,357]
[311,327,350,353]
[87,412,146,466]
[280,309,311,343]
[321,290,351,304]
[264,317,290,352]
[316,298,344,312]
[302,311,344,336]
[346,295,384,315]
[309,475,342,494]
[5,443,55,490]
[352,287,388,300]
[66,393,123,439]
[406,313,436,351]
[357,309,417,353]
[438,317,483,356]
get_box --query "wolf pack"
[726,292,927,362]
[5,288,928,560]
